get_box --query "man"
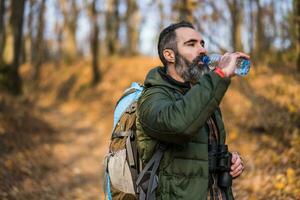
[136,21,246,200]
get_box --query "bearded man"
[135,21,247,200]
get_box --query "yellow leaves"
[286,168,296,185]
[274,173,287,190]
[287,103,297,113]
[273,167,299,197]
[228,128,238,141]
[274,182,285,190]
[248,196,258,200]
[270,151,281,164]
[291,129,300,147]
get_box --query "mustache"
[187,54,210,85]
[174,53,210,85]
[191,54,206,67]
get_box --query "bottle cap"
[201,55,211,65]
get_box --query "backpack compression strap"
[136,144,167,200]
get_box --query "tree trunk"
[125,0,140,55]
[248,0,255,57]
[0,0,25,95]
[61,0,78,62]
[174,0,197,23]
[26,0,34,64]
[294,0,300,71]
[157,0,164,31]
[54,0,63,67]
[32,0,46,80]
[226,0,244,51]
[0,0,6,65]
[90,0,101,85]
[254,0,267,62]
[105,0,120,55]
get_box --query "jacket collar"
[158,67,191,94]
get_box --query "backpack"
[104,82,166,200]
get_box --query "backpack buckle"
[126,103,137,114]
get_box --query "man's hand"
[230,152,244,178]
[218,52,250,77]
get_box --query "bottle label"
[202,54,250,76]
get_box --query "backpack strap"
[115,88,138,109]
[136,144,167,200]
[112,130,132,138]
[126,130,135,167]
[127,130,140,193]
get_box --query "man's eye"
[201,42,205,47]
[188,43,195,47]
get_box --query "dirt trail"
[33,103,106,200]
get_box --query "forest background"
[0,0,299,199]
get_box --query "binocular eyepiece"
[208,144,232,188]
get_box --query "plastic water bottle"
[202,53,250,76]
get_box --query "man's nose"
[197,45,206,55]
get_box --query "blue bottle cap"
[201,55,211,65]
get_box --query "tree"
[25,0,35,65]
[89,0,101,85]
[225,0,244,51]
[297,0,300,71]
[173,0,197,23]
[0,0,6,65]
[32,0,46,80]
[292,0,300,71]
[105,0,120,55]
[247,0,255,57]
[156,0,165,32]
[0,0,26,95]
[60,0,79,62]
[53,0,63,67]
[253,0,268,61]
[125,0,140,55]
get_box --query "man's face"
[174,27,208,84]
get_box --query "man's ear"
[163,49,175,64]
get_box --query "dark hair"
[158,21,194,66]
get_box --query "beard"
[174,53,209,85]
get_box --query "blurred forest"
[0,0,299,199]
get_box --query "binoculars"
[208,144,232,188]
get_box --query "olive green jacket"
[136,67,234,200]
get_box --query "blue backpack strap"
[105,171,113,200]
[113,82,144,130]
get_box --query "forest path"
[34,102,107,200]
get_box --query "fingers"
[223,52,231,57]
[219,51,250,77]
[230,164,244,178]
[231,153,242,170]
[231,152,238,163]
[234,52,250,60]
[230,152,244,178]
[223,51,250,60]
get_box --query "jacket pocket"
[171,158,208,177]
[168,175,208,200]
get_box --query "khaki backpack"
[104,83,165,200]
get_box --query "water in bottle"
[201,53,250,76]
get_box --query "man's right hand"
[218,52,250,77]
